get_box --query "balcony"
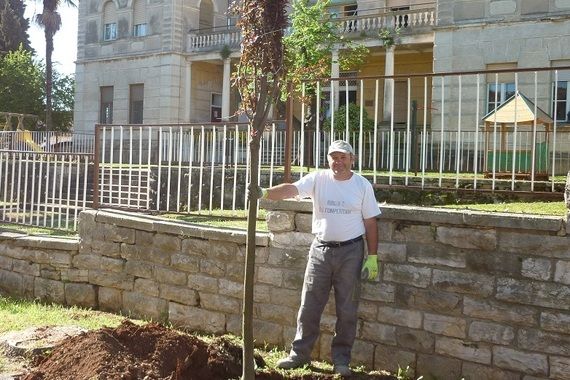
[187,4,437,53]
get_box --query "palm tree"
[34,0,75,133]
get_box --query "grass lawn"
[436,201,567,216]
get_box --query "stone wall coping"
[262,201,566,232]
[87,209,270,246]
[0,232,79,250]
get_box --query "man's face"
[327,151,354,176]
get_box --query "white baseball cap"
[328,140,354,155]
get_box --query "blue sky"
[24,3,78,76]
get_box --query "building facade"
[73,0,570,136]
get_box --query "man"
[255,140,380,377]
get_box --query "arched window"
[199,0,214,30]
[103,1,117,41]
[133,0,147,37]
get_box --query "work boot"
[333,364,352,377]
[276,355,310,369]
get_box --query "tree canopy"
[0,0,32,55]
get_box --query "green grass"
[436,201,567,216]
[0,296,136,333]
[162,208,269,231]
[0,222,77,237]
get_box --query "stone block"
[181,237,210,256]
[124,260,153,278]
[550,356,570,380]
[490,0,516,15]
[498,231,570,259]
[169,302,226,334]
[187,273,218,293]
[417,353,462,380]
[257,266,283,287]
[521,0,549,14]
[518,328,570,356]
[554,260,570,284]
[463,296,537,326]
[294,212,312,233]
[12,259,40,276]
[357,301,378,320]
[397,287,462,315]
[392,223,435,244]
[34,277,65,304]
[395,328,434,352]
[0,269,23,297]
[267,211,295,232]
[269,287,301,307]
[255,303,297,325]
[423,313,466,338]
[98,287,123,313]
[40,268,60,281]
[218,279,243,299]
[361,282,395,303]
[209,241,240,262]
[377,242,407,263]
[199,258,226,277]
[134,278,159,297]
[466,251,521,276]
[435,336,491,364]
[225,262,244,282]
[282,268,305,289]
[468,321,515,345]
[73,254,102,270]
[432,269,494,296]
[383,263,431,288]
[65,283,97,308]
[120,242,170,266]
[350,339,375,367]
[436,226,496,251]
[104,224,135,244]
[92,241,121,258]
[271,231,314,249]
[252,319,284,346]
[154,266,188,285]
[200,293,241,314]
[461,362,520,380]
[493,346,547,375]
[89,270,134,290]
[407,243,466,268]
[0,256,11,270]
[170,253,200,272]
[100,256,125,273]
[496,277,570,310]
[373,344,416,374]
[253,284,271,303]
[557,0,570,9]
[522,258,552,281]
[61,269,88,283]
[267,247,307,269]
[377,306,422,328]
[360,322,396,345]
[123,291,168,321]
[540,311,570,334]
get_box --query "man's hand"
[361,255,378,280]
[247,184,267,201]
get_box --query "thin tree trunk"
[45,28,54,134]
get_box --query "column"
[185,60,193,121]
[331,49,340,111]
[383,46,395,122]
[222,58,231,121]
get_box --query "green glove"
[361,255,378,280]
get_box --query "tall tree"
[231,0,287,378]
[34,0,75,132]
[0,0,32,55]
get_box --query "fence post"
[285,82,293,183]
[92,125,101,209]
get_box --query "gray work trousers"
[289,237,364,366]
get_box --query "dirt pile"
[21,320,396,379]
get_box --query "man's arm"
[363,216,378,255]
[265,183,299,201]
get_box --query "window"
[104,23,117,41]
[133,0,147,37]
[103,1,117,41]
[321,71,358,118]
[199,0,214,30]
[211,93,222,122]
[552,66,570,122]
[486,63,516,113]
[129,84,144,124]
[343,4,357,32]
[100,86,114,124]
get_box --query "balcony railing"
[334,6,436,36]
[187,5,437,53]
[188,26,241,53]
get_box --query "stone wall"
[1,202,570,379]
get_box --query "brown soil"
[19,321,396,380]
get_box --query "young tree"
[0,46,44,118]
[51,70,74,131]
[0,0,31,55]
[231,0,287,378]
[34,0,76,132]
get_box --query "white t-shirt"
[294,170,381,242]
